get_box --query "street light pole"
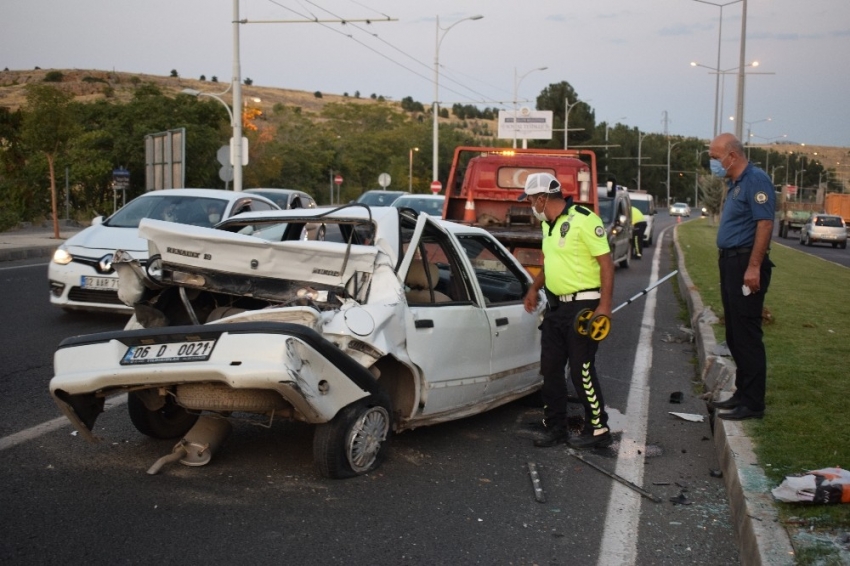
[637,130,650,191]
[564,98,587,150]
[409,147,419,191]
[743,117,771,156]
[432,14,483,184]
[667,140,683,208]
[692,0,742,137]
[733,0,748,139]
[232,0,243,191]
[512,66,547,149]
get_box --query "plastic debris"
[669,412,705,422]
[670,492,692,505]
[772,468,850,504]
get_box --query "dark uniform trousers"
[540,299,608,432]
[632,221,647,257]
[719,250,774,412]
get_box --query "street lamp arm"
[181,88,235,125]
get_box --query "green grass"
[678,219,850,530]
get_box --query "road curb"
[673,226,795,566]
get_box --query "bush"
[170,69,179,78]
[314,91,323,99]
[82,76,107,84]
[244,77,253,86]
[43,71,64,82]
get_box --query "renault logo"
[98,253,114,273]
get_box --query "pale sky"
[3,0,849,147]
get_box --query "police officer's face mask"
[710,153,732,178]
[531,195,548,222]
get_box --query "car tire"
[128,391,199,439]
[780,224,788,239]
[805,234,813,247]
[840,241,847,250]
[313,395,391,479]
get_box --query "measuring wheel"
[574,308,594,337]
[574,309,612,341]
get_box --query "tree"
[170,69,179,78]
[244,77,253,86]
[21,84,77,238]
[535,81,595,149]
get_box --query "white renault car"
[49,206,543,478]
[48,189,278,313]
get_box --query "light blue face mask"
[710,158,727,178]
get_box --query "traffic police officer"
[709,133,775,420]
[631,205,646,258]
[521,172,615,449]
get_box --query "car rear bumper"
[50,321,377,440]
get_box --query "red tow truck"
[441,146,599,275]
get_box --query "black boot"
[533,427,568,448]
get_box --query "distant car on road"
[799,213,847,249]
[48,189,279,313]
[597,185,633,268]
[245,187,326,240]
[244,188,317,210]
[391,194,445,217]
[355,190,408,207]
[669,202,691,217]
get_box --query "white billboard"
[498,109,553,140]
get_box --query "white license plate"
[81,276,119,290]
[120,340,217,365]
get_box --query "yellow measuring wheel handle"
[575,308,594,336]
[587,314,611,341]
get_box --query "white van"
[628,191,657,246]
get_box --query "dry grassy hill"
[2,68,847,186]
[0,67,391,116]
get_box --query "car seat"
[405,261,451,304]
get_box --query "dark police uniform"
[717,161,775,413]
[540,200,611,434]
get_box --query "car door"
[398,216,492,416]
[454,233,541,399]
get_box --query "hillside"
[2,68,847,179]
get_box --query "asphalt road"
[0,219,739,566]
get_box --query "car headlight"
[52,247,73,265]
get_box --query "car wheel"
[840,241,847,250]
[313,396,391,479]
[805,234,813,246]
[780,224,788,239]
[832,242,838,248]
[128,391,198,439]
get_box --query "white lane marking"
[0,394,127,452]
[0,261,49,271]
[597,225,673,565]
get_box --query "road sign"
[430,180,442,194]
[334,175,343,185]
[378,172,391,188]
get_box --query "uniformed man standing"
[521,172,615,449]
[709,133,775,420]
[631,205,646,258]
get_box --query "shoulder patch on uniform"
[754,191,768,204]
[574,205,591,216]
[594,226,605,238]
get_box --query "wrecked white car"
[50,206,542,478]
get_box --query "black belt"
[718,247,752,258]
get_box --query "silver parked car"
[799,213,847,249]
